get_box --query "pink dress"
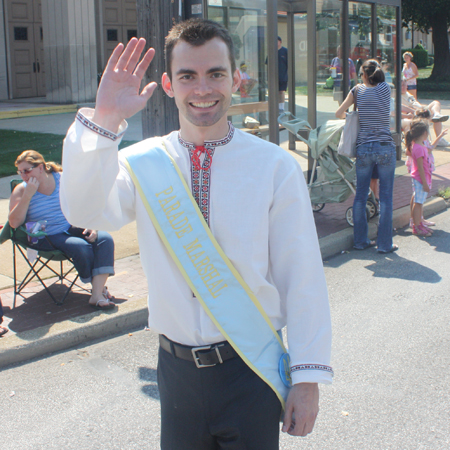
[411,142,432,187]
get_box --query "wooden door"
[101,0,137,67]
[6,0,44,98]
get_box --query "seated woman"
[9,150,116,310]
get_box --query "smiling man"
[60,19,332,450]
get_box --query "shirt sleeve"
[268,159,333,385]
[60,108,137,231]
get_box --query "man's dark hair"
[277,36,282,42]
[165,19,236,80]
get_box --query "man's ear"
[162,73,174,98]
[232,69,241,94]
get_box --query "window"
[14,27,28,41]
[127,29,137,41]
[107,29,118,42]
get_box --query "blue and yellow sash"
[122,138,291,408]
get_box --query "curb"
[0,105,78,120]
[0,297,148,370]
[0,197,447,370]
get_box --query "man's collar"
[178,122,235,149]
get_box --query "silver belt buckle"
[191,344,224,368]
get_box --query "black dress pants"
[157,345,282,450]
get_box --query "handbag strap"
[354,85,359,111]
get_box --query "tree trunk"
[429,14,450,80]
[137,0,181,138]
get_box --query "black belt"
[159,334,237,368]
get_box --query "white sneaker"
[432,113,449,123]
[436,137,450,147]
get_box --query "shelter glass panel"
[207,0,269,135]
[293,13,308,122]
[377,4,397,135]
[316,0,342,126]
[349,2,372,69]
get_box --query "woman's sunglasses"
[17,166,36,175]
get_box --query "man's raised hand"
[92,38,157,133]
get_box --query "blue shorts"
[279,81,288,91]
[407,84,417,91]
[412,178,428,204]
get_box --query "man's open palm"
[93,38,157,132]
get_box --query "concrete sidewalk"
[1,100,449,369]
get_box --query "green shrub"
[402,48,429,68]
[417,78,450,92]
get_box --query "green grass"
[0,129,137,177]
[417,65,450,100]
[417,66,433,79]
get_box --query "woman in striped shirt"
[336,59,397,253]
[9,150,116,309]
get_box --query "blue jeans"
[31,229,114,283]
[353,141,396,252]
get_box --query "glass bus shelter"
[203,0,402,166]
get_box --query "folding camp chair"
[0,180,88,307]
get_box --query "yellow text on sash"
[156,186,228,298]
[184,239,228,298]
[156,186,192,238]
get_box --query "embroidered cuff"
[76,108,127,141]
[290,364,334,385]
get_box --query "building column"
[41,0,97,104]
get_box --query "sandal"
[421,222,434,234]
[90,298,116,310]
[412,224,432,237]
[377,244,399,254]
[354,240,376,250]
[102,286,115,300]
[0,325,8,337]
[422,219,435,227]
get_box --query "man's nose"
[194,77,213,95]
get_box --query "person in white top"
[402,51,419,100]
[60,19,332,449]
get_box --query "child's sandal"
[412,224,432,237]
[421,222,433,234]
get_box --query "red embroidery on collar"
[192,146,213,171]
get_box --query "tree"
[402,0,450,80]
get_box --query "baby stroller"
[278,112,377,226]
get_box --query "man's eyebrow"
[175,66,228,76]
[175,68,197,76]
[207,66,228,74]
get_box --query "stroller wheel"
[312,203,325,213]
[346,205,371,227]
[366,199,378,218]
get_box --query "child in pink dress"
[405,121,435,237]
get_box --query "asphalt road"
[2,207,450,450]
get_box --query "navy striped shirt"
[353,81,393,147]
[25,172,71,235]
